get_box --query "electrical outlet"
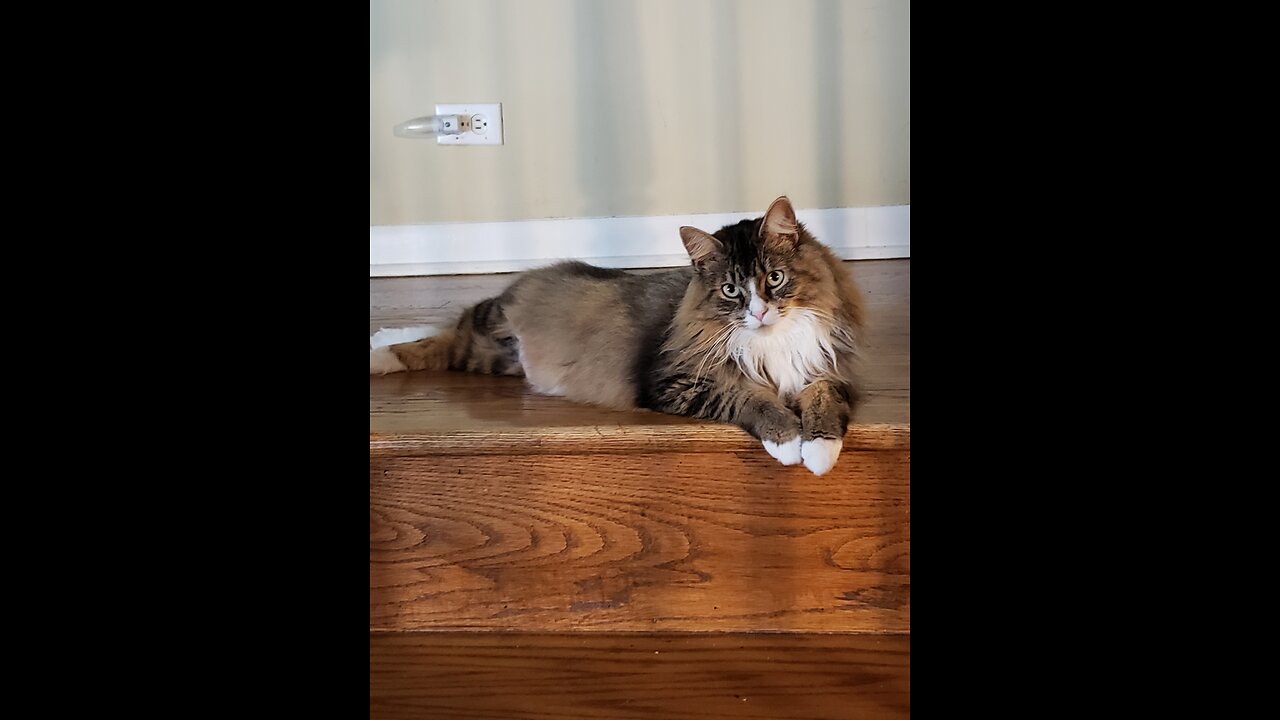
[434,103,502,145]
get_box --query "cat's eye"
[767,270,786,287]
[721,283,741,298]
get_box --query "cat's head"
[679,196,851,333]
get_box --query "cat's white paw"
[370,346,407,375]
[801,438,843,476]
[762,437,803,466]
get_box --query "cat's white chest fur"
[729,310,836,399]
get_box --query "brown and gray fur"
[371,196,864,475]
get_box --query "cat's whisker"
[799,309,850,331]
[682,335,735,375]
[680,322,738,357]
[683,320,733,347]
[691,327,732,376]
[787,307,858,344]
[693,330,736,382]
[692,322,742,385]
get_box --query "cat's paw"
[801,438,843,476]
[762,437,803,466]
[370,346,407,375]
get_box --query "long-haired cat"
[370,196,864,475]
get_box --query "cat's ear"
[680,226,722,268]
[760,195,799,252]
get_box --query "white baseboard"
[370,205,909,277]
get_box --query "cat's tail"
[369,297,522,376]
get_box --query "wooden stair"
[370,259,910,719]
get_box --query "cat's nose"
[751,307,767,321]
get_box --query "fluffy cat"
[370,196,864,475]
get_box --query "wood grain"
[370,450,910,633]
[371,423,909,457]
[371,632,910,720]
[371,372,909,454]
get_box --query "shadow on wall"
[709,0,745,213]
[813,0,845,210]
[567,0,750,252]
[813,0,848,244]
[572,0,652,230]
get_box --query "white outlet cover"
[435,103,503,145]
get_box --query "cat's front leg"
[734,394,804,467]
[796,380,856,476]
[650,378,802,466]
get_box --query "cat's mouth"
[745,315,783,333]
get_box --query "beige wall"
[370,0,909,226]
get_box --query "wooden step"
[370,259,910,717]
[370,632,910,719]
[371,374,909,633]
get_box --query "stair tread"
[371,631,909,720]
[370,259,909,454]
[371,373,908,455]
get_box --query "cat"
[370,196,864,476]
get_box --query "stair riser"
[371,450,910,632]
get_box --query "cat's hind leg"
[370,327,456,374]
[369,297,523,376]
[370,326,442,348]
[370,325,441,373]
